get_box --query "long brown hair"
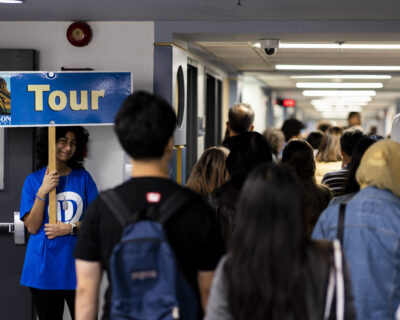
[186,146,230,197]
[315,126,343,162]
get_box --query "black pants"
[30,287,75,320]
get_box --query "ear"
[226,121,231,131]
[249,124,255,132]
[164,137,174,158]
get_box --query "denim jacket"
[313,186,400,320]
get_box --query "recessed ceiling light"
[290,75,392,79]
[277,65,400,71]
[296,82,383,89]
[0,0,24,3]
[303,90,376,96]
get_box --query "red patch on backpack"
[146,192,161,203]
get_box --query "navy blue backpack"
[101,188,199,320]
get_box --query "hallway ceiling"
[2,0,400,119]
[1,0,400,21]
[191,38,400,118]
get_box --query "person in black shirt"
[221,103,254,150]
[74,91,225,320]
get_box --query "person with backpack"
[313,140,400,320]
[74,91,225,320]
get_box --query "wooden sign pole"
[48,126,56,224]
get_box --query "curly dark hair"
[35,126,89,170]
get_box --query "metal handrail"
[0,212,25,245]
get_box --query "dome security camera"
[264,48,277,56]
[259,39,280,56]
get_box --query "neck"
[342,153,351,166]
[131,158,169,178]
[229,130,239,137]
[56,161,71,176]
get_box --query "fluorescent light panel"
[303,90,376,96]
[320,112,349,119]
[312,103,368,108]
[0,0,23,3]
[277,65,400,71]
[290,75,392,79]
[314,105,362,111]
[279,43,400,50]
[296,82,383,89]
[311,97,372,103]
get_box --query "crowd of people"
[19,91,400,320]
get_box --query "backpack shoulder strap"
[323,239,345,320]
[101,189,139,227]
[332,239,345,320]
[158,187,194,225]
[337,203,346,245]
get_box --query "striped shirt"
[321,168,349,197]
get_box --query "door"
[0,49,37,319]
[205,74,222,148]
[186,64,198,179]
[0,127,35,319]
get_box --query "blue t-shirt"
[20,167,98,290]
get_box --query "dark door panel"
[0,49,37,319]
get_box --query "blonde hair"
[186,146,230,197]
[316,126,343,162]
[356,140,400,198]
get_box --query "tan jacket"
[315,161,342,184]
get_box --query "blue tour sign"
[0,71,132,126]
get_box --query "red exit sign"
[283,99,296,107]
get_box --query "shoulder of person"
[318,202,340,226]
[318,183,333,197]
[305,240,334,275]
[210,181,239,209]
[71,168,91,177]
[178,185,214,212]
[25,166,46,184]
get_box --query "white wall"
[0,21,155,190]
[241,76,268,133]
[0,21,155,320]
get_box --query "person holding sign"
[20,126,98,320]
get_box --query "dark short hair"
[228,103,254,134]
[306,131,324,150]
[36,126,89,170]
[340,128,366,156]
[226,131,272,179]
[281,118,305,142]
[316,120,333,133]
[282,139,315,180]
[343,135,382,194]
[114,91,176,160]
[348,111,360,120]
